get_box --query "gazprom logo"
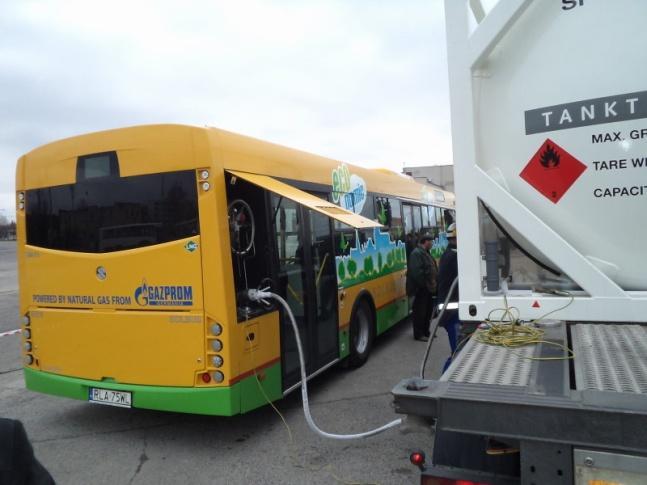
[134,279,193,307]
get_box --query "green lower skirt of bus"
[376,297,409,335]
[24,364,282,416]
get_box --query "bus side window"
[436,207,445,232]
[402,204,415,260]
[428,206,439,239]
[403,204,413,236]
[444,209,454,229]
[275,201,300,265]
[421,204,430,230]
[375,197,392,226]
[334,222,356,258]
[360,195,375,220]
[412,205,422,237]
[376,196,405,245]
[389,198,403,244]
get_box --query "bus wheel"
[348,299,375,368]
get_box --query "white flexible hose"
[248,289,403,440]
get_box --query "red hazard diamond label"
[520,139,587,203]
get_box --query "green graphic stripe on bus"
[25,364,282,416]
[239,363,282,414]
[376,297,409,335]
[336,228,406,288]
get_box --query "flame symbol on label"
[540,144,561,168]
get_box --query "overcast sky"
[0,0,456,218]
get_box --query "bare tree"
[0,215,16,240]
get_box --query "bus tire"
[348,298,375,368]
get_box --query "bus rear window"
[26,170,199,253]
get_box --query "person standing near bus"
[0,418,55,484]
[437,223,459,370]
[406,234,437,341]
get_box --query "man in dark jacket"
[0,418,55,484]
[406,234,438,341]
[437,223,459,371]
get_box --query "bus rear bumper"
[24,367,240,416]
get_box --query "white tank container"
[475,0,647,290]
[446,0,647,321]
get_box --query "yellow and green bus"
[16,124,454,416]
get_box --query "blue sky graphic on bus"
[335,228,406,288]
[134,280,193,307]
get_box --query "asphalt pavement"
[0,241,449,485]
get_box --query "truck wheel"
[348,299,375,368]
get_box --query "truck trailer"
[393,1,647,483]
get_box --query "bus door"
[403,203,414,260]
[270,194,338,391]
[307,208,339,368]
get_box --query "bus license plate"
[89,388,132,408]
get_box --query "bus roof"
[209,126,454,207]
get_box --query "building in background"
[403,164,454,193]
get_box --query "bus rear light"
[23,329,31,339]
[212,371,224,383]
[200,170,210,180]
[24,355,33,365]
[19,201,25,210]
[18,192,25,202]
[24,342,32,352]
[212,355,223,367]
[22,315,30,326]
[211,339,223,352]
[201,182,211,191]
[201,373,211,383]
[410,451,426,470]
[210,323,222,336]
